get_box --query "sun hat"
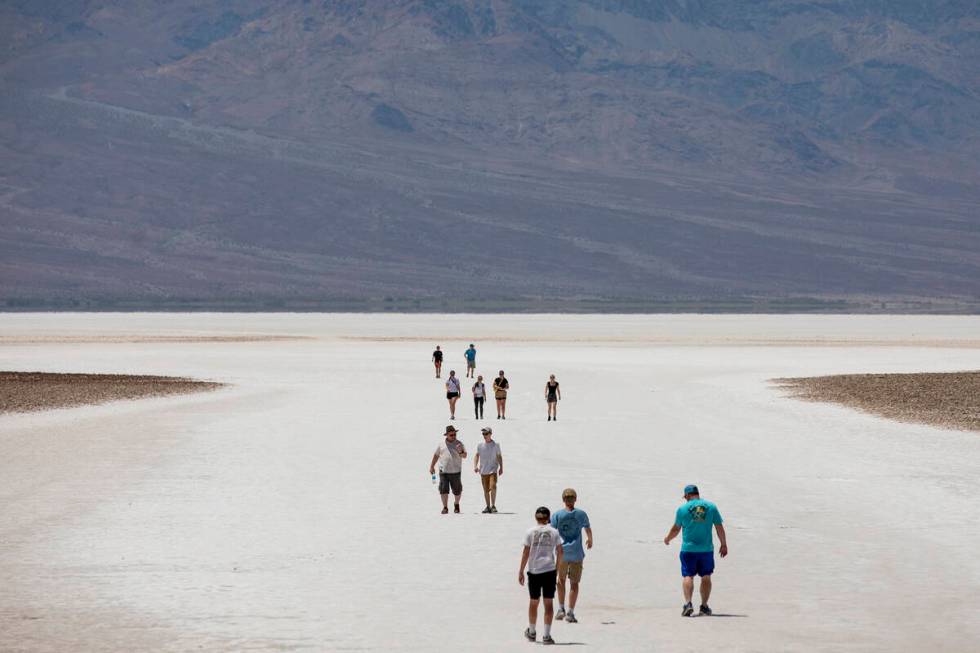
[562,488,577,500]
[445,425,459,434]
[683,484,699,495]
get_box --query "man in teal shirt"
[663,484,728,617]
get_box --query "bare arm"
[585,526,593,549]
[472,452,480,473]
[557,387,561,400]
[497,452,503,476]
[429,453,439,475]
[715,524,728,557]
[518,546,530,585]
[556,540,563,568]
[663,524,681,545]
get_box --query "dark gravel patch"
[773,371,980,432]
[1,371,224,414]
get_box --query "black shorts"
[438,472,462,495]
[527,569,557,600]
[447,392,460,399]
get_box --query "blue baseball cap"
[683,484,699,495]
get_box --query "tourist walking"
[493,370,509,419]
[545,374,561,421]
[551,488,592,623]
[429,425,467,514]
[472,374,486,419]
[663,484,728,616]
[432,345,443,378]
[473,427,503,513]
[464,344,477,378]
[445,370,461,420]
[519,506,562,645]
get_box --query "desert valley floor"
[1,313,979,652]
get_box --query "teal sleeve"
[713,507,723,525]
[674,506,683,527]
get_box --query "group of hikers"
[433,344,561,421]
[427,344,728,645]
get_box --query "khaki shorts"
[558,560,583,584]
[480,473,498,492]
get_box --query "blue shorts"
[679,551,715,577]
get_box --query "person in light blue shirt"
[663,484,728,617]
[550,488,593,623]
[464,344,477,378]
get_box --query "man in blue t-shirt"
[550,487,593,623]
[663,484,728,617]
[464,344,477,378]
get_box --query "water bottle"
[431,473,438,485]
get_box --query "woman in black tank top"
[545,374,561,421]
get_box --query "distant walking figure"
[519,506,562,645]
[472,375,486,419]
[445,371,461,420]
[545,375,561,421]
[464,344,477,378]
[663,484,728,617]
[429,425,467,514]
[493,370,510,419]
[473,427,503,513]
[432,346,443,378]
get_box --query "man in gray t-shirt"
[429,425,467,514]
[473,427,503,513]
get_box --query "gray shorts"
[467,360,476,368]
[439,472,462,495]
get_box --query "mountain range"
[2,1,979,309]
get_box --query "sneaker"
[497,415,501,420]
[682,602,694,617]
[555,608,565,621]
[547,416,552,421]
[565,613,577,623]
[441,507,448,514]
[482,506,492,514]
[454,504,460,513]
[524,628,536,642]
[699,604,712,616]
[490,506,498,513]
[542,635,555,645]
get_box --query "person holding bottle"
[429,425,467,514]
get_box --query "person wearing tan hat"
[550,488,592,622]
[473,427,503,513]
[429,425,467,514]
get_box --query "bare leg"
[490,484,497,507]
[556,576,566,607]
[482,480,491,508]
[454,493,461,508]
[449,396,457,417]
[440,493,449,509]
[699,575,712,605]
[528,598,539,628]
[682,576,695,603]
[569,581,580,611]
[543,598,554,625]
[501,398,507,418]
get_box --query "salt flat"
[1,313,979,652]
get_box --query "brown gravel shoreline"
[773,371,980,432]
[0,371,224,414]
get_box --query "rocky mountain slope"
[2,1,979,308]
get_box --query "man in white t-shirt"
[473,427,503,514]
[428,425,467,514]
[518,506,563,645]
